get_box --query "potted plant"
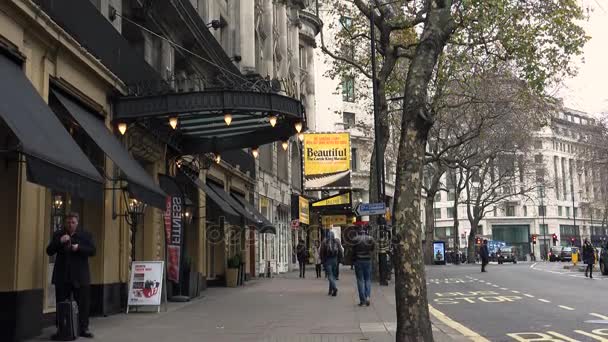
[226,254,240,287]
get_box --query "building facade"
[0,0,310,340]
[433,108,608,259]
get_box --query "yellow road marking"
[575,330,608,341]
[538,299,551,303]
[547,331,581,342]
[428,305,490,342]
[591,313,608,320]
[559,305,575,311]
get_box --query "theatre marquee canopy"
[113,89,305,154]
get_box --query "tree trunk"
[393,117,433,342]
[467,219,480,264]
[392,3,455,340]
[451,197,460,264]
[424,196,436,265]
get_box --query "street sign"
[355,202,386,216]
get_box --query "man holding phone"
[46,212,96,338]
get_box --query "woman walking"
[583,239,595,279]
[313,240,322,278]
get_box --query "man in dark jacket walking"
[480,239,489,273]
[320,231,343,296]
[46,212,96,339]
[583,239,595,278]
[353,226,375,306]
[296,240,308,278]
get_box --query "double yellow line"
[428,305,491,342]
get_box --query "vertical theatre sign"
[303,133,351,190]
[164,196,183,283]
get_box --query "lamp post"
[123,191,147,263]
[539,185,547,260]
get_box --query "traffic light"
[552,234,558,242]
[532,235,537,244]
[475,237,481,245]
[571,237,575,245]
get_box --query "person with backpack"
[296,240,308,278]
[352,226,375,306]
[320,231,343,296]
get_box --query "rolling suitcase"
[56,299,79,340]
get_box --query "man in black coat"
[46,212,96,338]
[480,239,489,273]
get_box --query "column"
[304,44,316,130]
[276,2,288,78]
[263,0,274,78]
[239,0,256,73]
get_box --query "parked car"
[548,246,562,262]
[560,247,574,261]
[497,246,518,264]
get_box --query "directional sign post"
[355,202,386,216]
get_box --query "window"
[260,143,273,172]
[277,142,288,181]
[523,206,528,216]
[434,208,442,219]
[534,140,543,149]
[448,190,456,201]
[342,76,355,102]
[343,112,355,128]
[538,205,546,217]
[299,46,307,70]
[539,224,548,235]
[558,206,563,216]
[573,207,577,217]
[493,206,497,217]
[434,192,441,202]
[565,207,570,217]
[447,207,454,218]
[506,205,515,217]
[351,148,358,171]
[536,169,545,183]
[534,155,543,163]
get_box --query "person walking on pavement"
[296,240,308,278]
[335,238,345,280]
[46,212,96,339]
[312,240,322,278]
[353,226,375,306]
[480,239,489,273]
[320,231,343,296]
[583,239,595,278]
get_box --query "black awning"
[232,194,277,235]
[182,175,240,222]
[207,183,259,225]
[51,90,166,209]
[0,55,102,200]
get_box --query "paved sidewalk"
[30,266,471,341]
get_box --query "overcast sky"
[555,0,608,115]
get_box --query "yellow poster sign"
[312,192,351,207]
[298,196,309,225]
[322,215,347,227]
[303,133,351,189]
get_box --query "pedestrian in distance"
[312,240,322,278]
[46,212,96,339]
[335,238,345,280]
[352,226,375,306]
[320,231,343,296]
[480,239,489,273]
[296,240,308,278]
[583,239,595,279]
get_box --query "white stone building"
[433,108,608,259]
[313,7,395,218]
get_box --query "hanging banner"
[299,196,310,225]
[303,133,351,190]
[164,196,183,283]
[127,261,164,307]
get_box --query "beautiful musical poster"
[302,133,351,190]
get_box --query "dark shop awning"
[51,90,166,209]
[232,193,276,235]
[207,183,267,230]
[0,55,103,199]
[184,175,240,222]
